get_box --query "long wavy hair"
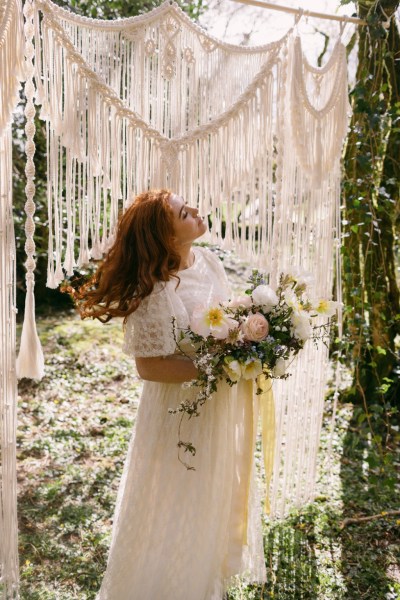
[70,189,181,322]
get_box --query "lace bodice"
[122,246,231,358]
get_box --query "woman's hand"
[135,355,198,383]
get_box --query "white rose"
[228,295,253,309]
[272,357,286,377]
[251,285,279,312]
[291,312,312,341]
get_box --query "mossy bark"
[342,1,400,408]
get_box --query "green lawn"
[17,313,400,600]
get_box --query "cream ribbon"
[258,375,276,515]
[241,375,275,546]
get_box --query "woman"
[75,189,266,599]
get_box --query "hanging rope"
[0,0,24,596]
[230,0,367,26]
[15,0,44,379]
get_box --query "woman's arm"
[135,355,198,383]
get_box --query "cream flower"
[272,357,286,377]
[290,311,312,341]
[226,327,245,345]
[313,299,338,317]
[223,357,243,382]
[283,288,303,313]
[242,313,269,342]
[228,295,253,309]
[286,266,315,288]
[242,357,263,380]
[191,304,239,340]
[251,285,279,312]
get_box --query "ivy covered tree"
[341,0,400,433]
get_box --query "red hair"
[70,189,181,322]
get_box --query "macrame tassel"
[16,0,45,380]
[16,276,45,380]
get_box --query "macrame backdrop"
[269,33,349,515]
[0,0,24,597]
[28,0,350,517]
[32,0,295,285]
[0,0,351,595]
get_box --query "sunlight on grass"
[17,313,400,599]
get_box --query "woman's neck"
[177,244,195,270]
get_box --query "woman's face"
[168,194,207,246]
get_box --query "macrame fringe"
[30,0,351,518]
[0,1,24,597]
[0,127,20,600]
[0,0,25,133]
[265,32,350,517]
[33,0,294,286]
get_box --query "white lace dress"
[96,246,266,600]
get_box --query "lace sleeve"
[122,284,177,358]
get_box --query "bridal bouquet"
[171,269,337,467]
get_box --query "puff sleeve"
[122,283,178,358]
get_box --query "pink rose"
[242,312,269,342]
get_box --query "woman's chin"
[197,223,208,238]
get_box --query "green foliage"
[73,0,205,20]
[340,1,400,451]
[17,317,400,598]
[17,315,140,599]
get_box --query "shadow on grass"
[338,415,400,600]
[18,475,109,600]
[226,506,321,600]
[263,520,319,598]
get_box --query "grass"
[17,312,400,600]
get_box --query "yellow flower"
[191,303,239,340]
[206,308,224,326]
[314,299,338,317]
[242,357,263,380]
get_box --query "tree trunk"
[342,1,400,411]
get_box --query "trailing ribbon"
[241,375,275,548]
[258,375,276,515]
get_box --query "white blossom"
[251,285,279,312]
[272,357,286,377]
[291,311,312,341]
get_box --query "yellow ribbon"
[258,374,276,515]
[241,375,276,547]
